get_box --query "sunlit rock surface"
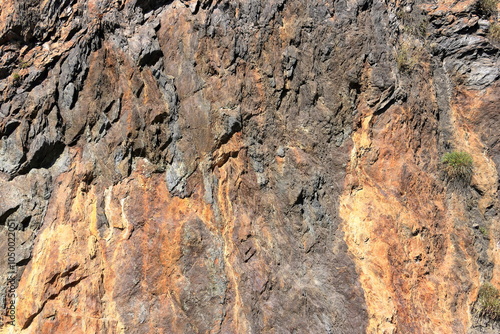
[0,0,499,333]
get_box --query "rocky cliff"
[0,0,499,333]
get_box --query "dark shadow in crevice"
[18,141,65,175]
[0,205,20,226]
[1,121,21,137]
[20,215,31,231]
[136,0,174,14]
[17,257,31,267]
[139,49,164,68]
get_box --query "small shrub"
[395,43,428,73]
[396,9,429,38]
[478,0,499,17]
[396,44,415,72]
[441,151,473,180]
[417,19,428,37]
[11,72,21,86]
[478,283,500,320]
[396,49,409,71]
[479,226,488,236]
[489,22,500,43]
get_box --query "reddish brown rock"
[0,0,499,333]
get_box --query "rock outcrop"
[0,0,499,333]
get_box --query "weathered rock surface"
[0,0,498,333]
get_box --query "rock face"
[0,0,499,333]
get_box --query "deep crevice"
[0,205,20,226]
[1,121,21,137]
[18,141,65,175]
[135,0,174,14]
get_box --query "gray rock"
[0,127,25,174]
[61,82,76,109]
[465,57,500,88]
[127,25,162,67]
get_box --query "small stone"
[276,146,286,157]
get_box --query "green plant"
[478,283,500,320]
[396,44,415,72]
[479,226,488,236]
[417,19,428,37]
[395,42,429,73]
[396,7,430,38]
[11,72,21,86]
[441,151,473,180]
[478,0,499,17]
[489,22,500,43]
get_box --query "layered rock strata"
[0,0,498,333]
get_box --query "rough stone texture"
[0,0,498,333]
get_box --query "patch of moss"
[478,283,500,320]
[441,151,473,180]
[488,22,500,43]
[396,44,415,72]
[11,72,21,86]
[19,61,30,69]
